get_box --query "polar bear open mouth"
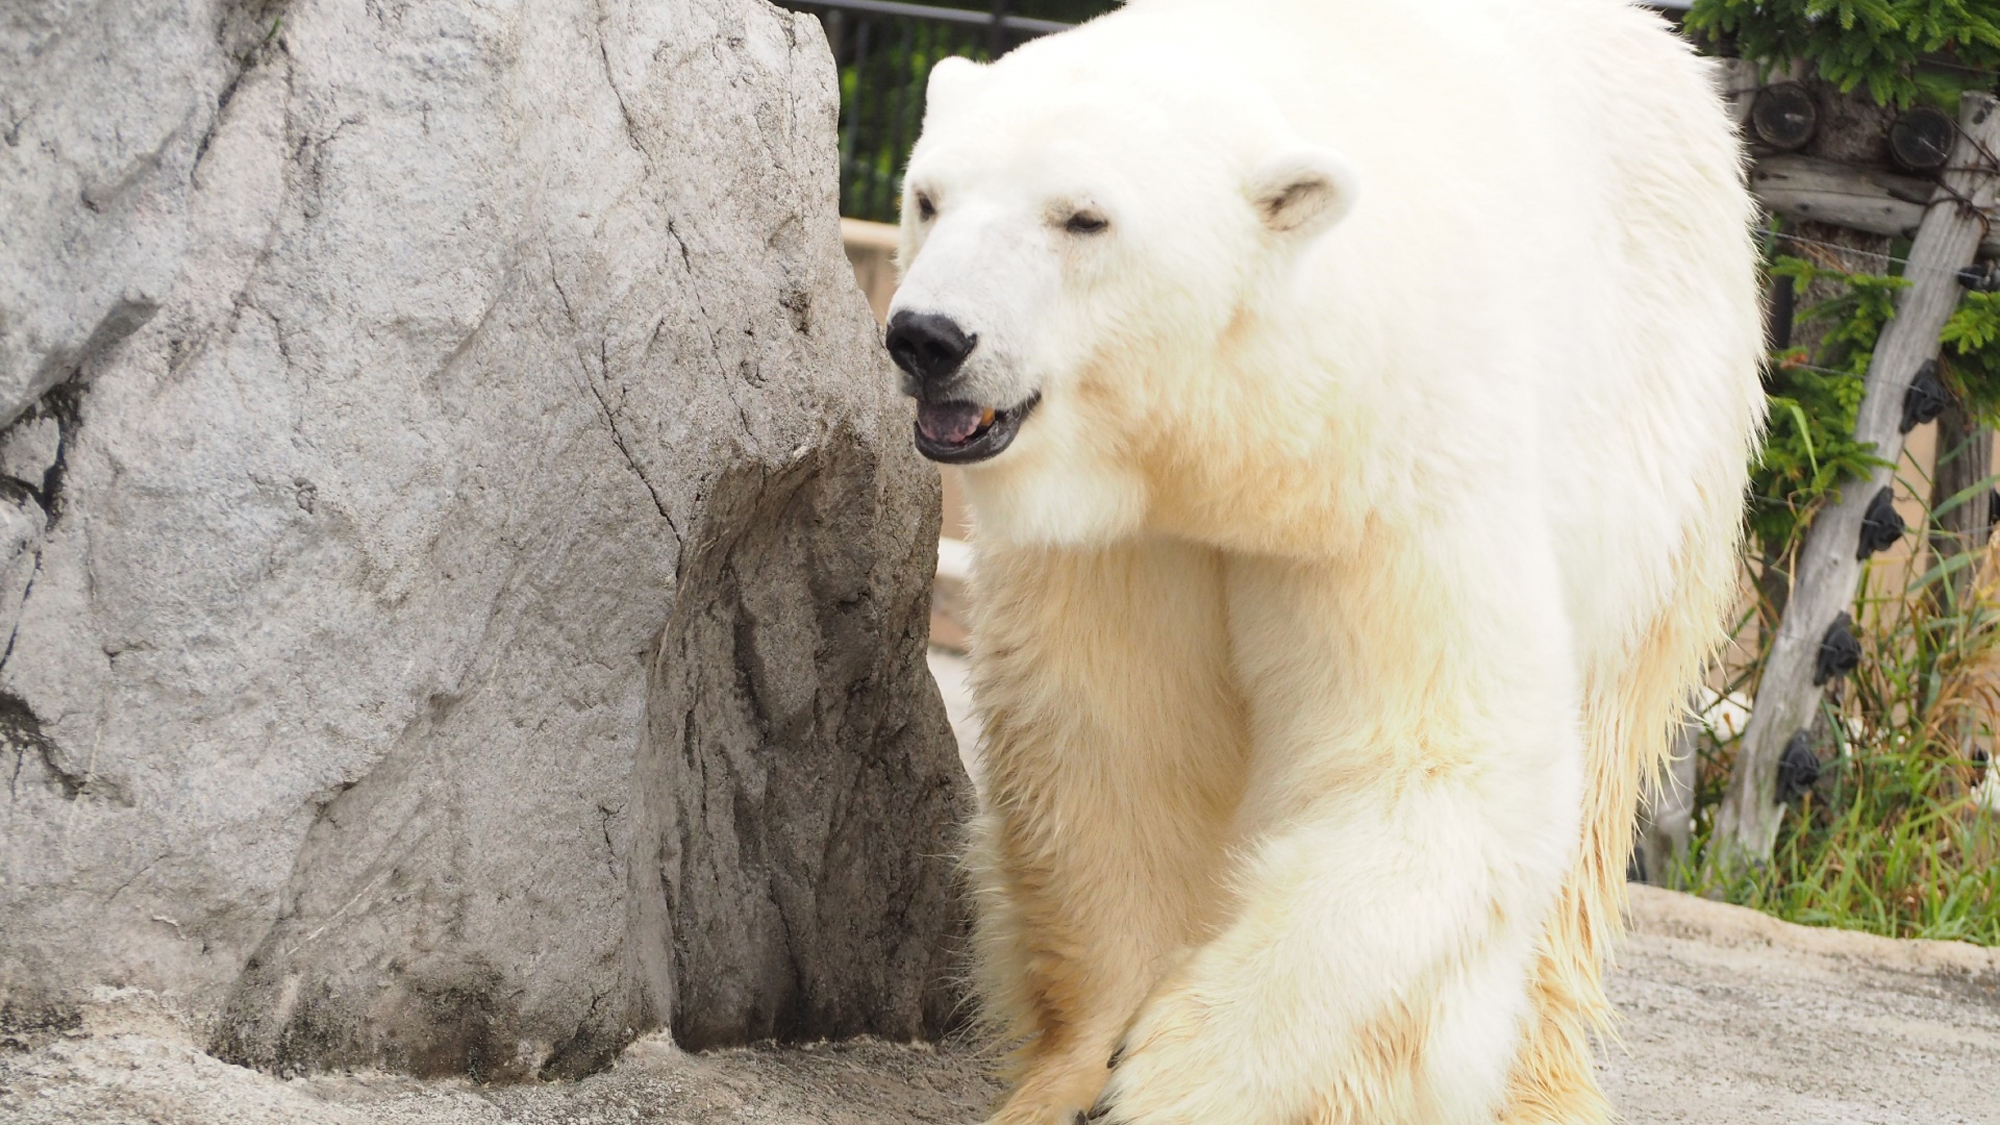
[913,395,1041,464]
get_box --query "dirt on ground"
[3,884,1995,1124]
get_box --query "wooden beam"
[1715,92,2000,866]
[1752,153,2000,259]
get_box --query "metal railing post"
[988,0,1013,59]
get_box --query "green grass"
[1687,753,2000,944]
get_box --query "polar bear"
[884,1,1763,1122]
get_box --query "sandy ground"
[1603,887,1998,1123]
[4,654,1994,1123]
[5,888,1993,1124]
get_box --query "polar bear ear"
[1245,148,1359,237]
[924,56,992,122]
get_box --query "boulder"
[0,0,965,1080]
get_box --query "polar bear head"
[887,38,1358,546]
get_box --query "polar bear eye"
[1062,210,1109,236]
[914,192,937,222]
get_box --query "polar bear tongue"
[917,402,992,446]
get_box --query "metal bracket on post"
[1900,360,1948,433]
[1856,487,1905,559]
[1813,612,1861,686]
[1959,261,2000,292]
[1776,730,1822,802]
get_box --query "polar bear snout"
[886,310,978,394]
[888,309,1044,464]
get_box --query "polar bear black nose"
[886,311,977,392]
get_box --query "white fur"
[894,2,1765,1122]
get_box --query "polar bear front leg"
[967,540,1248,1125]
[1087,775,1576,1125]
[1088,556,1587,1125]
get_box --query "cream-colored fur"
[892,2,1765,1122]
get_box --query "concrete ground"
[5,654,1995,1123]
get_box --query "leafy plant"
[1747,257,1903,554]
[1941,289,2000,421]
[1687,0,2000,107]
[1747,256,2000,554]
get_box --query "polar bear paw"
[1079,986,1245,1125]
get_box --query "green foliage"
[1690,754,2000,943]
[831,21,983,222]
[1747,257,1903,553]
[1749,258,2000,552]
[1941,290,2000,423]
[1687,0,2000,106]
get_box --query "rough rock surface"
[0,0,964,1080]
[2,886,1992,1123]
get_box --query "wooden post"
[1926,402,1992,760]
[1750,155,2000,258]
[1927,400,1993,609]
[1714,92,2000,868]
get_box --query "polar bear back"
[1060,0,1764,664]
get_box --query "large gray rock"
[0,0,965,1081]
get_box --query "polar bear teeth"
[917,401,994,446]
[912,394,1039,464]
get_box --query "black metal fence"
[784,0,1695,223]
[781,0,1090,222]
